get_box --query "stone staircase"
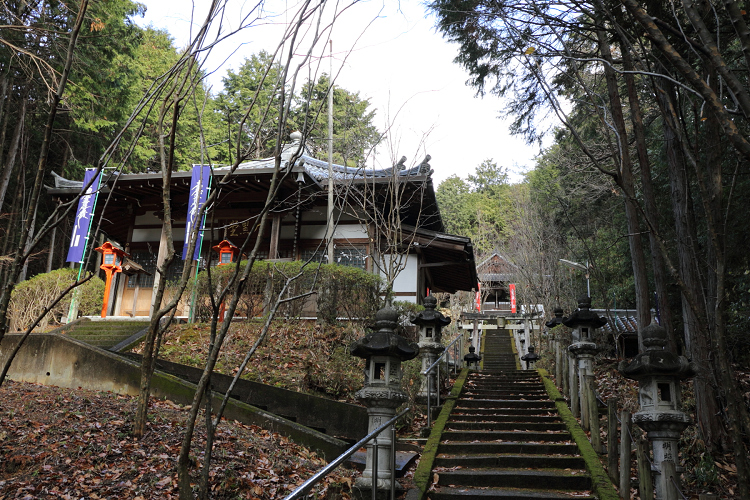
[481,328,518,371]
[427,330,596,499]
[64,319,150,350]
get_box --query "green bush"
[9,268,105,331]
[189,260,384,323]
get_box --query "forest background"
[2,0,750,496]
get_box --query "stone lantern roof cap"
[350,307,420,361]
[619,320,697,381]
[641,319,668,349]
[410,295,451,327]
[545,307,566,328]
[562,296,607,328]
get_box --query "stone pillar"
[545,307,566,387]
[350,307,419,493]
[620,321,697,500]
[411,295,451,404]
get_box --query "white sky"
[134,0,540,186]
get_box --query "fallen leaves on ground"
[0,380,359,499]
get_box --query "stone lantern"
[545,307,565,329]
[350,307,419,491]
[464,346,481,369]
[619,321,697,500]
[521,345,541,370]
[563,296,607,423]
[411,295,451,404]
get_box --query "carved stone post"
[350,307,419,492]
[545,307,566,384]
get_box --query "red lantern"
[212,240,240,321]
[95,242,128,318]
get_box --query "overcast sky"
[134,0,541,186]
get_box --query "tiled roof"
[52,133,432,189]
[593,309,639,335]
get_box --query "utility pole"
[326,39,334,264]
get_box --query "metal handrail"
[421,332,466,427]
[283,407,410,500]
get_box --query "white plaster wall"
[332,223,367,239]
[387,254,418,303]
[301,225,327,239]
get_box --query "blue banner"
[66,169,101,263]
[182,165,211,261]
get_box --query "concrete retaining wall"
[121,353,368,440]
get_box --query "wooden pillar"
[46,225,57,273]
[269,213,281,259]
[662,460,678,500]
[569,354,579,417]
[620,410,632,499]
[637,437,654,500]
[608,399,619,483]
[149,223,169,317]
[586,375,600,452]
[580,371,590,431]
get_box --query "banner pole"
[188,171,212,323]
[66,171,103,323]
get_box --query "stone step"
[456,399,556,410]
[437,441,580,455]
[434,453,586,470]
[445,421,567,432]
[466,378,543,383]
[464,391,547,397]
[441,430,572,443]
[67,321,150,350]
[449,414,561,423]
[433,468,592,490]
[464,387,546,393]
[428,486,596,499]
[451,408,558,417]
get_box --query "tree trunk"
[619,41,678,352]
[0,96,27,213]
[656,79,726,451]
[595,25,651,345]
[0,0,89,346]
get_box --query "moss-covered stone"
[412,367,470,499]
[539,369,620,500]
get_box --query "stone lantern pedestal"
[350,307,419,492]
[563,296,606,427]
[620,321,697,500]
[410,295,451,404]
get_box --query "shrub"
[8,268,105,331]
[188,260,384,323]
